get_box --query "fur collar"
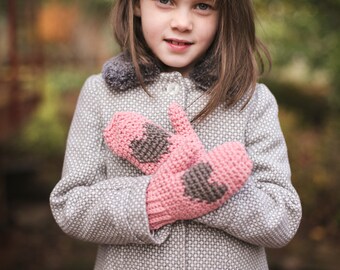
[102,52,217,92]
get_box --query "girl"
[50,0,302,269]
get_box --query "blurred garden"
[0,0,339,269]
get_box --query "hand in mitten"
[103,104,203,175]
[146,140,253,230]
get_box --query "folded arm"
[50,76,169,245]
[195,84,302,248]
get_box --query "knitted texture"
[103,103,204,175]
[146,140,253,230]
[104,103,253,230]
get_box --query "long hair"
[111,0,271,122]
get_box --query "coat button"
[167,83,180,96]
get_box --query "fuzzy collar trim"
[102,52,217,92]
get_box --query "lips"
[164,38,194,52]
[164,39,193,46]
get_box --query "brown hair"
[111,0,271,121]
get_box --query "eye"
[158,0,171,4]
[196,3,211,10]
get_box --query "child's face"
[135,0,219,76]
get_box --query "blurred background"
[0,0,339,269]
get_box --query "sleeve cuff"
[126,175,171,245]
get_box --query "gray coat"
[50,53,302,270]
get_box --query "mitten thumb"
[168,103,197,137]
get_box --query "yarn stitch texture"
[146,139,253,230]
[103,103,204,175]
[104,103,253,230]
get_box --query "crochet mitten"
[103,104,204,175]
[146,139,253,230]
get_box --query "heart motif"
[130,123,171,163]
[182,162,228,203]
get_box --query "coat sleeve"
[194,84,302,248]
[49,76,169,246]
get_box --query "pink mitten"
[146,141,253,230]
[103,104,204,175]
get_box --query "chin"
[164,62,191,69]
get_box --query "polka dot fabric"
[50,55,302,270]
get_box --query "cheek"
[141,17,160,41]
[200,24,216,47]
[199,21,218,46]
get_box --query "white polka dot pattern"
[50,70,302,270]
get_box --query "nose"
[170,10,193,32]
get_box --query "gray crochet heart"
[130,123,171,163]
[182,162,228,203]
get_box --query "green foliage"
[46,68,89,93]
[16,68,89,156]
[65,0,114,18]
[20,78,67,156]
[254,0,340,111]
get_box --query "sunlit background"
[0,0,339,269]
